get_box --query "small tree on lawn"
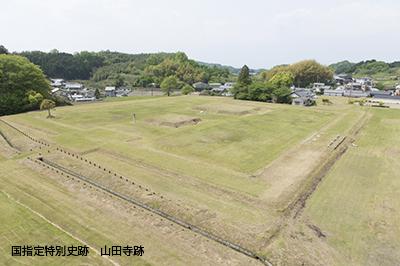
[160,76,179,96]
[181,84,194,95]
[40,99,56,118]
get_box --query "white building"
[65,82,84,91]
[50,78,65,87]
[105,86,116,97]
[324,89,344,97]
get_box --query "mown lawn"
[305,108,400,265]
[0,188,110,265]
[8,96,337,184]
[1,95,374,264]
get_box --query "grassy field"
[2,95,395,265]
[262,107,400,265]
[0,189,110,266]
[303,108,400,265]
[0,158,259,266]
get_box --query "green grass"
[3,96,360,225]
[1,95,372,264]
[305,108,400,265]
[10,96,335,175]
[0,190,109,265]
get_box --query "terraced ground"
[1,95,397,265]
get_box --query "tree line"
[137,52,231,87]
[16,49,233,89]
[329,59,400,75]
[232,60,333,103]
[19,50,104,80]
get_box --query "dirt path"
[258,112,349,204]
[261,109,371,249]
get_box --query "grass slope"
[305,108,400,265]
[1,95,375,265]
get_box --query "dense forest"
[18,50,234,88]
[16,46,400,89]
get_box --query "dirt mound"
[194,103,260,115]
[147,115,201,128]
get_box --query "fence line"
[0,129,20,152]
[2,118,273,265]
[38,157,272,266]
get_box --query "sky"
[1,0,400,69]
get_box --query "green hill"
[19,50,236,89]
[330,60,400,88]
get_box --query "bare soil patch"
[194,103,262,115]
[382,119,400,125]
[146,115,201,128]
[385,147,400,158]
[260,148,325,205]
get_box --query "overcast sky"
[1,0,399,69]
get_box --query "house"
[343,90,370,98]
[211,82,236,93]
[372,94,400,100]
[65,82,83,92]
[291,89,316,106]
[342,78,374,91]
[74,95,96,102]
[334,74,353,85]
[324,89,344,97]
[209,83,222,89]
[211,87,225,93]
[193,82,209,91]
[220,82,235,90]
[371,94,400,105]
[355,77,373,87]
[105,86,116,97]
[116,87,131,97]
[312,83,331,94]
[85,89,96,98]
[313,83,325,88]
[370,90,392,98]
[70,94,83,101]
[50,78,65,87]
[345,82,363,91]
